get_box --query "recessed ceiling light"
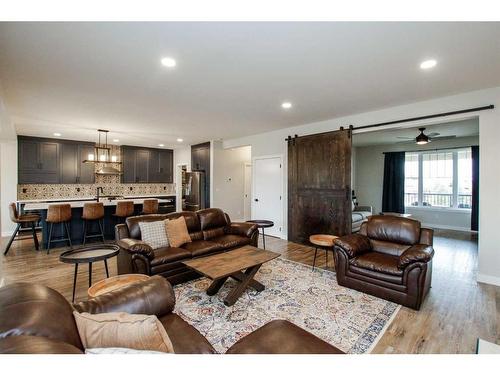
[53,132,61,137]
[113,139,119,143]
[161,57,177,68]
[177,138,183,143]
[158,144,164,147]
[420,59,437,70]
[281,102,292,109]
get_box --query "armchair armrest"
[334,234,371,258]
[117,238,154,260]
[225,222,258,238]
[398,244,434,270]
[74,276,175,317]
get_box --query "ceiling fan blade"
[396,136,414,140]
[429,135,456,141]
[427,132,440,137]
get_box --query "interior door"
[253,156,282,237]
[288,129,352,244]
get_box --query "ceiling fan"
[396,127,456,145]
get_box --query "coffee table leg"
[88,262,92,287]
[224,264,262,307]
[231,271,265,292]
[104,259,109,278]
[206,276,229,296]
[72,264,78,302]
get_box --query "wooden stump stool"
[309,234,338,271]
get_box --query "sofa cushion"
[165,211,201,233]
[138,221,169,249]
[126,214,169,239]
[197,208,228,231]
[181,240,223,257]
[73,311,174,353]
[211,234,252,249]
[366,215,421,245]
[159,313,216,354]
[349,252,402,276]
[151,247,192,266]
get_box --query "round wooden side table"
[60,244,120,302]
[88,274,150,298]
[246,220,274,249]
[309,234,338,271]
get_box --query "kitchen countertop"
[17,194,175,204]
[24,198,174,211]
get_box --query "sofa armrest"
[334,234,372,258]
[117,238,155,260]
[115,223,129,240]
[224,222,258,238]
[398,244,434,270]
[74,276,175,317]
[354,205,372,214]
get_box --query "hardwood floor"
[1,229,498,353]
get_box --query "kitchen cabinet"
[122,146,173,183]
[60,142,95,184]
[18,137,60,184]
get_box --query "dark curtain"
[471,146,479,231]
[382,151,406,214]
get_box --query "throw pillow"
[138,220,169,249]
[85,347,165,354]
[165,216,192,248]
[73,311,174,353]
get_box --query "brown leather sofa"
[0,276,343,354]
[115,208,259,285]
[334,215,434,310]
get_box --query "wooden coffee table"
[183,245,280,306]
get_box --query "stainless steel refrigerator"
[182,171,206,211]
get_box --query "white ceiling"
[352,118,479,147]
[0,22,499,148]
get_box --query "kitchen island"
[22,197,175,249]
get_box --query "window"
[404,148,472,209]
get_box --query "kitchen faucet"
[96,186,104,202]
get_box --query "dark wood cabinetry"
[19,136,95,184]
[122,146,173,183]
[18,137,60,184]
[191,142,210,208]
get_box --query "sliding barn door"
[288,129,352,244]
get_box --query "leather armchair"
[334,215,434,310]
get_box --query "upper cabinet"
[122,146,173,184]
[18,137,60,184]
[18,136,94,184]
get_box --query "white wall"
[354,135,479,231]
[212,141,251,220]
[0,91,18,236]
[224,86,500,286]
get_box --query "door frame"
[243,162,252,221]
[251,154,284,239]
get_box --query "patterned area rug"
[173,257,400,353]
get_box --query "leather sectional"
[0,276,343,354]
[334,215,434,310]
[115,208,259,284]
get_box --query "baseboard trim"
[477,273,500,287]
[421,222,472,232]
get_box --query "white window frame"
[405,148,472,212]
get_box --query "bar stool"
[113,200,135,223]
[309,234,338,271]
[141,199,158,215]
[82,202,105,245]
[3,203,40,255]
[46,204,73,254]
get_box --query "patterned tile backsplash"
[17,144,176,200]
[18,183,176,201]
